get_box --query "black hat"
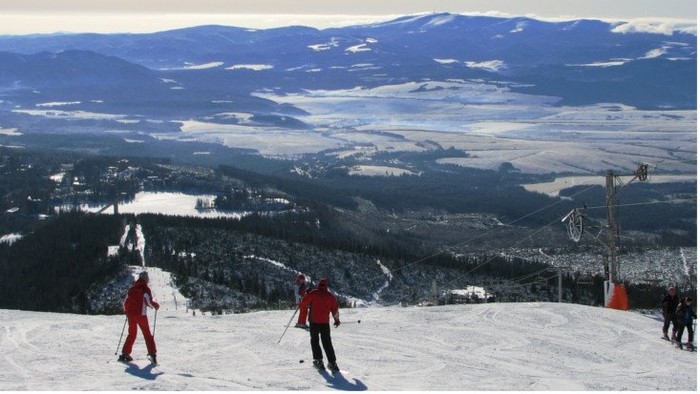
[318,278,328,289]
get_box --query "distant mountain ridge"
[0,13,695,124]
[0,14,695,70]
[0,50,159,88]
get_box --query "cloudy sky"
[0,0,695,34]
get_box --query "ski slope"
[1,300,696,390]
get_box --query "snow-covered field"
[0,269,696,390]
[250,82,696,175]
[14,80,695,176]
[523,174,697,197]
[80,192,247,219]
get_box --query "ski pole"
[335,319,362,328]
[115,315,127,355]
[152,309,158,338]
[277,306,300,344]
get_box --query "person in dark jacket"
[299,278,341,371]
[119,271,160,363]
[661,286,679,341]
[675,296,696,350]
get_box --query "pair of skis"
[662,336,696,351]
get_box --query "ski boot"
[327,361,340,373]
[147,353,157,365]
[117,354,133,363]
[684,342,696,351]
[312,359,325,370]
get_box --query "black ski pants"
[676,322,694,344]
[663,313,678,335]
[310,322,336,363]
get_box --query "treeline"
[137,212,619,311]
[137,204,427,262]
[218,161,560,226]
[0,212,134,312]
[0,209,674,314]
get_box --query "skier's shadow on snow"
[318,370,367,391]
[124,363,163,381]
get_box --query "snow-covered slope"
[0,301,695,390]
[127,266,191,315]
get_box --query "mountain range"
[0,12,696,126]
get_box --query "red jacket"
[123,278,157,316]
[300,287,339,324]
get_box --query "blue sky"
[0,0,695,34]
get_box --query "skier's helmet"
[139,271,149,282]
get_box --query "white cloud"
[611,19,697,35]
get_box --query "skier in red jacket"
[118,271,160,364]
[299,278,341,371]
[294,273,310,329]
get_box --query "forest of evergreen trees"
[0,146,690,314]
[0,208,674,315]
[0,212,134,312]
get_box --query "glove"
[153,302,160,310]
[334,320,340,328]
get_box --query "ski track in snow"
[119,224,130,248]
[244,255,298,275]
[371,260,393,303]
[0,299,696,390]
[135,224,146,268]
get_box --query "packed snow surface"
[0,302,696,390]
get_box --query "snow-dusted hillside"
[0,302,695,390]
